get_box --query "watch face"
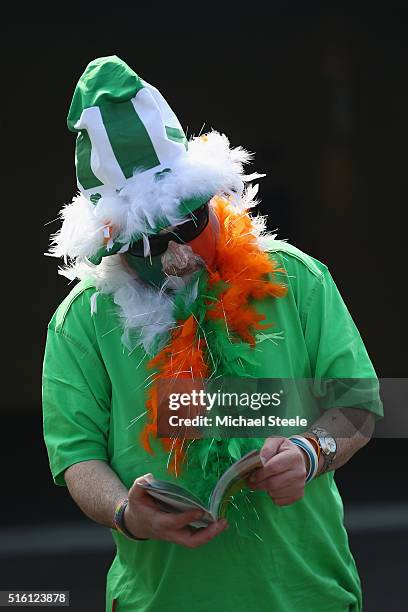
[325,437,337,453]
[311,428,337,456]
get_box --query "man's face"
[122,202,219,287]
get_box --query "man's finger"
[249,469,301,491]
[249,450,295,485]
[272,495,304,507]
[267,484,305,500]
[169,519,228,548]
[154,507,205,532]
[259,437,286,465]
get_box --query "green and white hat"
[50,55,261,265]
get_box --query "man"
[42,56,383,611]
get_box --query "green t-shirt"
[42,241,383,612]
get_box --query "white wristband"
[289,435,319,482]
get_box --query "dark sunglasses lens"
[128,235,170,257]
[128,204,209,257]
[172,205,209,243]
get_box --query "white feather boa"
[48,131,265,262]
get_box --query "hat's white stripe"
[132,88,186,167]
[75,106,126,187]
[141,80,185,131]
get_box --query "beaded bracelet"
[113,498,148,541]
[289,435,319,483]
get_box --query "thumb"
[260,437,286,465]
[129,473,154,500]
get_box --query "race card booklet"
[136,449,263,528]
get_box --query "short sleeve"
[303,268,383,418]
[42,325,112,486]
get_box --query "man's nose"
[166,240,183,252]
[161,240,189,269]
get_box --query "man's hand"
[248,437,308,506]
[123,474,228,547]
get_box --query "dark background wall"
[1,7,407,611]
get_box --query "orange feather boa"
[140,196,288,474]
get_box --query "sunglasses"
[127,203,210,257]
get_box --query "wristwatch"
[307,427,337,473]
